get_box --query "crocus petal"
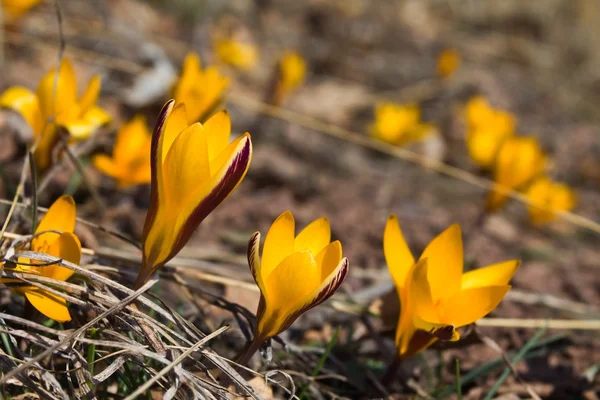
[202,110,231,163]
[294,217,331,256]
[419,224,463,303]
[3,0,43,19]
[113,115,151,167]
[261,210,295,280]
[34,195,76,249]
[173,52,202,101]
[92,154,121,180]
[258,250,320,338]
[162,123,211,203]
[314,240,343,278]
[33,125,61,172]
[410,258,439,324]
[25,289,71,322]
[247,232,263,291]
[525,177,577,225]
[466,129,510,169]
[63,106,111,140]
[384,214,415,290]
[461,260,519,290]
[487,137,546,211]
[78,75,101,115]
[42,232,81,282]
[395,258,424,355]
[439,285,511,328]
[36,59,78,121]
[0,86,43,136]
[160,102,188,164]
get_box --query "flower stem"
[382,357,403,385]
[236,337,264,366]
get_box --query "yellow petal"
[461,260,520,290]
[439,285,511,328]
[488,137,547,211]
[113,115,151,167]
[436,49,460,79]
[33,124,61,172]
[3,0,43,19]
[294,217,331,256]
[410,258,439,323]
[25,289,71,322]
[78,74,101,115]
[162,123,211,205]
[202,110,231,162]
[419,224,463,303]
[173,52,202,101]
[466,129,512,169]
[0,86,43,136]
[525,177,577,225]
[160,102,188,164]
[36,59,78,121]
[384,215,415,290]
[395,258,425,356]
[92,154,121,180]
[34,195,76,249]
[261,211,295,280]
[41,232,81,282]
[314,240,342,278]
[63,106,111,140]
[258,250,320,337]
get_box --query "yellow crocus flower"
[2,0,43,21]
[273,51,307,105]
[0,195,81,322]
[93,115,152,188]
[525,176,577,225]
[464,96,516,168]
[214,37,258,71]
[134,100,252,289]
[239,211,349,363]
[369,102,434,146]
[384,215,519,359]
[0,58,111,170]
[171,52,230,123]
[486,136,547,211]
[436,49,460,79]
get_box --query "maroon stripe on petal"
[278,257,349,333]
[142,100,174,243]
[247,232,261,285]
[169,136,252,261]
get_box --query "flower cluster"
[464,96,576,224]
[0,20,543,375]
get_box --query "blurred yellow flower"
[436,49,460,79]
[0,58,111,170]
[0,195,81,322]
[171,52,230,123]
[465,96,516,169]
[214,37,258,71]
[93,115,152,188]
[486,136,547,211]
[525,176,577,225]
[384,215,519,359]
[239,211,349,363]
[369,102,434,146]
[273,51,307,105]
[2,0,42,21]
[135,101,252,289]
